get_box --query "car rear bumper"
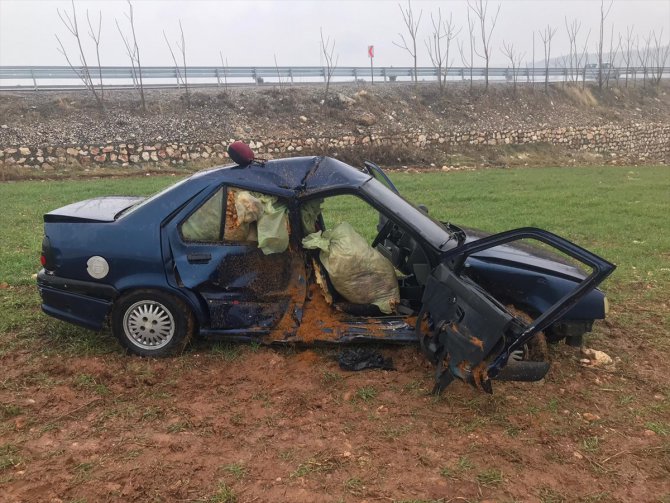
[37,269,117,331]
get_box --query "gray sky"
[0,0,668,68]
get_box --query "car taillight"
[41,235,54,270]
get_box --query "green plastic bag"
[256,194,289,255]
[302,222,400,314]
[300,198,323,234]
[181,188,224,242]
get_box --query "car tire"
[508,305,549,362]
[112,290,194,357]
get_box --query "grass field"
[1,165,669,502]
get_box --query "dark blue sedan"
[37,154,615,393]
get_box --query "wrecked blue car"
[37,151,615,393]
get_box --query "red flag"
[368,45,374,58]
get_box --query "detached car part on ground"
[37,150,615,394]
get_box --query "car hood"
[44,196,145,223]
[461,227,588,280]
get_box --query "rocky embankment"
[0,83,668,172]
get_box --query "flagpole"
[368,45,374,85]
[371,56,374,85]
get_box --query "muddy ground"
[1,305,669,502]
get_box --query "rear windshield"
[116,176,191,219]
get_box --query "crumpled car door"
[163,188,306,335]
[418,227,615,394]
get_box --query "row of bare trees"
[57,0,193,112]
[395,0,669,93]
[55,0,670,109]
[55,4,104,109]
[56,0,343,110]
[395,0,501,90]
[56,0,148,111]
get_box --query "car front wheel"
[112,290,194,357]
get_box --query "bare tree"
[163,21,190,107]
[650,29,670,86]
[86,10,104,104]
[579,31,591,90]
[565,18,591,83]
[558,55,569,86]
[219,51,229,91]
[636,32,651,88]
[55,0,103,110]
[177,21,189,106]
[565,18,578,82]
[539,25,557,92]
[274,54,285,93]
[393,0,422,83]
[604,26,621,88]
[500,41,524,93]
[620,25,635,87]
[457,9,476,90]
[441,14,460,89]
[163,31,184,88]
[320,28,338,104]
[116,0,146,112]
[597,0,614,90]
[468,0,501,90]
[425,9,460,91]
[578,30,591,86]
[425,10,446,89]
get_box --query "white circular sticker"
[87,256,109,279]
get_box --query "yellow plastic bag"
[302,222,399,314]
[256,194,289,255]
[226,190,289,254]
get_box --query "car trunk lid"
[44,196,145,223]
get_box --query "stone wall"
[1,122,668,170]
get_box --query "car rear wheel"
[112,290,194,357]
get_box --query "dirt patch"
[2,274,670,501]
[293,283,348,343]
[1,322,669,503]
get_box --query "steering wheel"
[371,217,395,248]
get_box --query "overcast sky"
[0,0,668,68]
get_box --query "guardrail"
[0,65,667,90]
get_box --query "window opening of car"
[181,187,226,242]
[361,178,458,252]
[320,194,378,242]
[180,186,290,254]
[302,192,430,315]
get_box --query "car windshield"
[361,178,459,251]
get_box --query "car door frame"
[162,181,307,339]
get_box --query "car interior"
[301,193,430,316]
[179,184,431,318]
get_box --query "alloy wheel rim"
[123,300,175,350]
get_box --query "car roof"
[194,156,372,196]
[123,156,373,223]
